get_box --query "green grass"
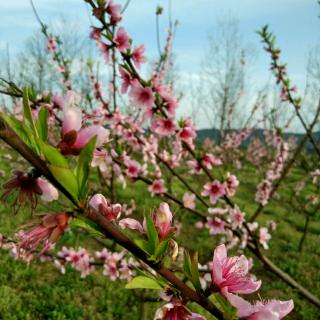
[0,147,319,319]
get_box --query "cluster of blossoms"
[0,1,307,319]
[255,135,290,206]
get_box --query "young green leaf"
[2,115,36,150]
[48,164,79,204]
[210,293,238,320]
[190,251,202,291]
[70,218,105,238]
[22,88,38,137]
[125,276,163,290]
[38,140,69,168]
[152,236,171,261]
[145,213,159,254]
[134,239,154,255]
[75,136,97,200]
[36,107,49,141]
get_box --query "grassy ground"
[0,148,319,319]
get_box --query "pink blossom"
[124,159,141,178]
[132,45,147,68]
[114,27,130,52]
[148,179,167,196]
[106,0,122,24]
[2,170,43,209]
[211,244,261,296]
[47,36,57,52]
[89,194,122,221]
[60,247,95,278]
[73,125,109,150]
[154,297,206,320]
[97,42,110,63]
[201,181,226,204]
[130,83,155,109]
[229,206,245,229]
[37,178,59,202]
[195,221,204,229]
[155,203,174,240]
[119,67,136,93]
[119,218,145,234]
[225,173,239,197]
[62,91,82,134]
[187,160,202,175]
[227,294,294,319]
[201,154,222,170]
[208,208,228,215]
[183,192,196,209]
[17,213,69,255]
[151,118,177,136]
[90,27,102,41]
[206,217,226,235]
[255,180,272,206]
[259,227,271,250]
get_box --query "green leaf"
[210,293,238,320]
[125,276,162,290]
[152,236,171,261]
[2,115,36,149]
[70,218,105,238]
[36,107,49,141]
[183,250,192,279]
[48,164,79,203]
[134,239,154,255]
[145,213,159,254]
[39,140,69,168]
[75,136,97,200]
[23,88,38,137]
[190,251,202,291]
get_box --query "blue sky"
[0,0,319,128]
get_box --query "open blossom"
[114,27,130,52]
[259,227,271,249]
[201,180,226,204]
[58,247,95,278]
[17,213,69,255]
[124,159,141,178]
[151,118,176,136]
[130,83,155,109]
[177,119,196,144]
[206,217,226,235]
[211,244,261,296]
[132,44,147,68]
[37,178,59,202]
[183,192,196,209]
[225,173,239,197]
[255,180,272,206]
[148,179,167,196]
[227,294,293,319]
[119,67,136,93]
[187,160,202,175]
[89,194,122,221]
[106,0,122,24]
[59,91,109,155]
[2,170,42,209]
[201,153,222,170]
[154,297,206,320]
[229,206,245,229]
